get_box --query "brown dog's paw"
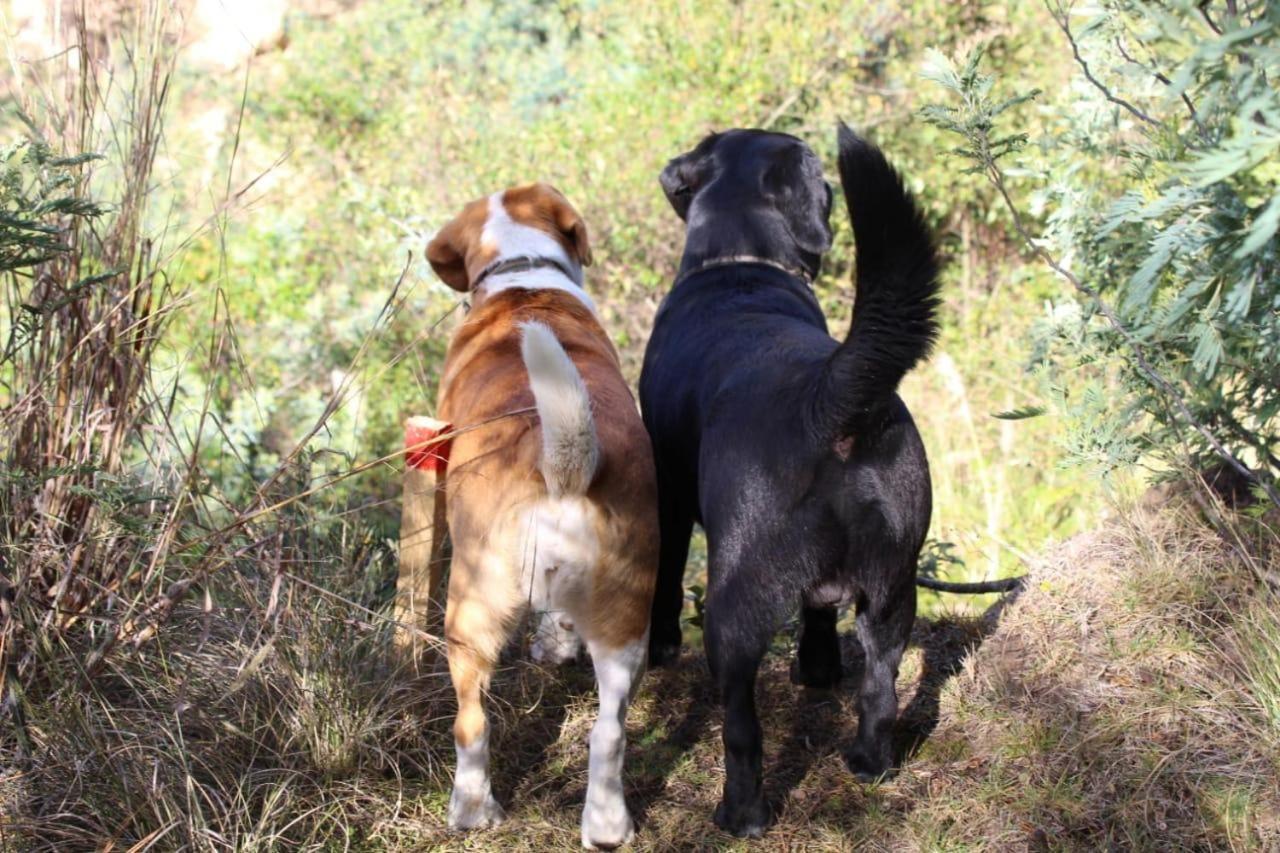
[448,791,506,830]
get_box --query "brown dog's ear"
[542,184,593,267]
[426,213,475,291]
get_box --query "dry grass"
[0,571,990,851]
[2,587,455,850]
[7,500,1276,851]
[899,506,1280,851]
[1,2,179,665]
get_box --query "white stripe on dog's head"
[481,192,583,286]
[477,191,596,312]
[425,184,595,313]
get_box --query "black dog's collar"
[673,255,813,289]
[473,255,576,289]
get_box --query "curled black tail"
[813,124,941,438]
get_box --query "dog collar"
[473,255,578,289]
[673,255,814,289]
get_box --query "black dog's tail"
[813,124,941,438]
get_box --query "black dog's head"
[660,129,833,277]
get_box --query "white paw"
[581,801,635,850]
[448,789,505,830]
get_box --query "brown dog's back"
[440,288,657,661]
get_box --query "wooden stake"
[395,416,452,661]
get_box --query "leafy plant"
[916,539,968,580]
[0,127,103,274]
[922,2,1280,507]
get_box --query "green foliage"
[920,45,1041,171]
[991,404,1047,420]
[916,539,967,579]
[166,0,1094,598]
[0,125,104,274]
[922,2,1280,490]
[0,128,108,363]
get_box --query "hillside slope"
[896,508,1280,850]
[6,507,1277,850]
[372,505,1280,850]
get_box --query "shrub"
[922,1,1280,505]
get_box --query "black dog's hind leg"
[704,579,783,838]
[845,575,915,782]
[793,605,842,688]
[648,469,694,666]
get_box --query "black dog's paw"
[789,656,842,689]
[647,639,682,667]
[844,747,897,784]
[713,797,770,838]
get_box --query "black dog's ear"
[659,156,696,221]
[661,132,724,221]
[762,145,833,256]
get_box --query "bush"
[922,1,1280,504]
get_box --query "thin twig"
[1047,0,1159,126]
[282,571,447,649]
[1198,1,1224,35]
[1112,37,1206,136]
[174,406,536,558]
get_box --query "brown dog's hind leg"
[445,592,511,830]
[580,634,646,850]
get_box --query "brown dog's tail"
[814,124,941,438]
[520,321,599,497]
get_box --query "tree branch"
[1198,0,1224,35]
[1047,0,1159,126]
[980,158,1280,510]
[1112,37,1206,137]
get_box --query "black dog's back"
[641,124,940,524]
[641,264,830,475]
[640,126,939,837]
[641,261,932,588]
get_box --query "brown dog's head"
[426,183,593,292]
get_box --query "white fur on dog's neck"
[476,192,596,314]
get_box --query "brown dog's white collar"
[473,255,578,290]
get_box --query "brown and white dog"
[424,184,658,849]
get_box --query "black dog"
[638,125,940,837]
